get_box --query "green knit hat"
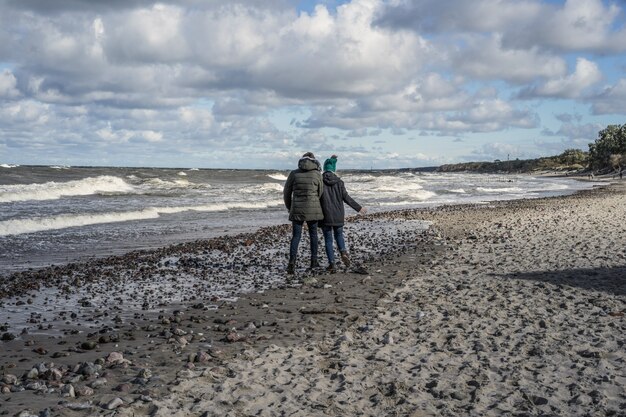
[323,155,337,172]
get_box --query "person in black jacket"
[283,152,324,274]
[319,155,367,272]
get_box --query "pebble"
[89,378,108,389]
[1,374,18,385]
[61,384,75,398]
[65,401,93,410]
[75,386,94,397]
[104,397,124,410]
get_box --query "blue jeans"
[322,225,346,264]
[289,221,318,260]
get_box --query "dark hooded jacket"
[283,157,324,222]
[319,171,361,226]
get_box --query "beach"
[1,180,625,416]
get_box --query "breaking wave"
[0,200,284,236]
[0,176,135,203]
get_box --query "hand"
[359,207,368,214]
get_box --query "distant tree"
[609,154,622,170]
[558,148,588,166]
[588,124,626,170]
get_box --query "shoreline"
[1,181,625,416]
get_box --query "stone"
[137,368,152,379]
[1,374,18,385]
[75,386,94,397]
[61,384,75,398]
[1,332,16,341]
[104,397,124,410]
[65,402,93,410]
[89,378,108,389]
[106,351,123,362]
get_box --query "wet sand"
[1,181,625,416]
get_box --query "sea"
[0,164,602,274]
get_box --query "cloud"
[0,0,623,168]
[376,0,626,54]
[0,70,20,98]
[591,79,626,115]
[518,58,603,99]
[452,35,567,83]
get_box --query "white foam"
[242,183,283,193]
[177,171,187,176]
[268,173,288,181]
[0,176,135,203]
[449,188,466,193]
[1,163,18,168]
[0,200,284,236]
[476,187,524,193]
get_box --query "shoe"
[287,257,296,275]
[327,263,336,273]
[340,251,351,267]
[310,258,320,269]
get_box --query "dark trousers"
[289,220,318,260]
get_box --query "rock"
[196,351,211,363]
[65,402,93,410]
[106,352,125,365]
[81,341,97,350]
[1,374,18,385]
[61,384,75,398]
[382,332,394,345]
[79,363,100,376]
[104,397,124,410]
[16,410,38,417]
[114,383,132,393]
[89,378,108,389]
[1,332,16,341]
[336,332,354,345]
[137,368,152,379]
[225,331,245,343]
[32,347,48,355]
[25,381,47,391]
[75,386,94,397]
[450,391,468,401]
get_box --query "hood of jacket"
[298,157,320,171]
[323,171,341,186]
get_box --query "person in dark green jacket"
[319,155,367,272]
[283,152,324,274]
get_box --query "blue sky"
[0,0,625,169]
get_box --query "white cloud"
[591,79,626,115]
[0,70,20,98]
[519,58,603,99]
[452,35,567,83]
[0,0,623,168]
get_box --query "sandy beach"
[1,180,625,417]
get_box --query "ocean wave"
[0,200,284,236]
[267,173,288,181]
[241,183,283,194]
[141,178,194,189]
[1,163,19,168]
[0,176,135,203]
[476,187,524,193]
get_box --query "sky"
[0,0,625,169]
